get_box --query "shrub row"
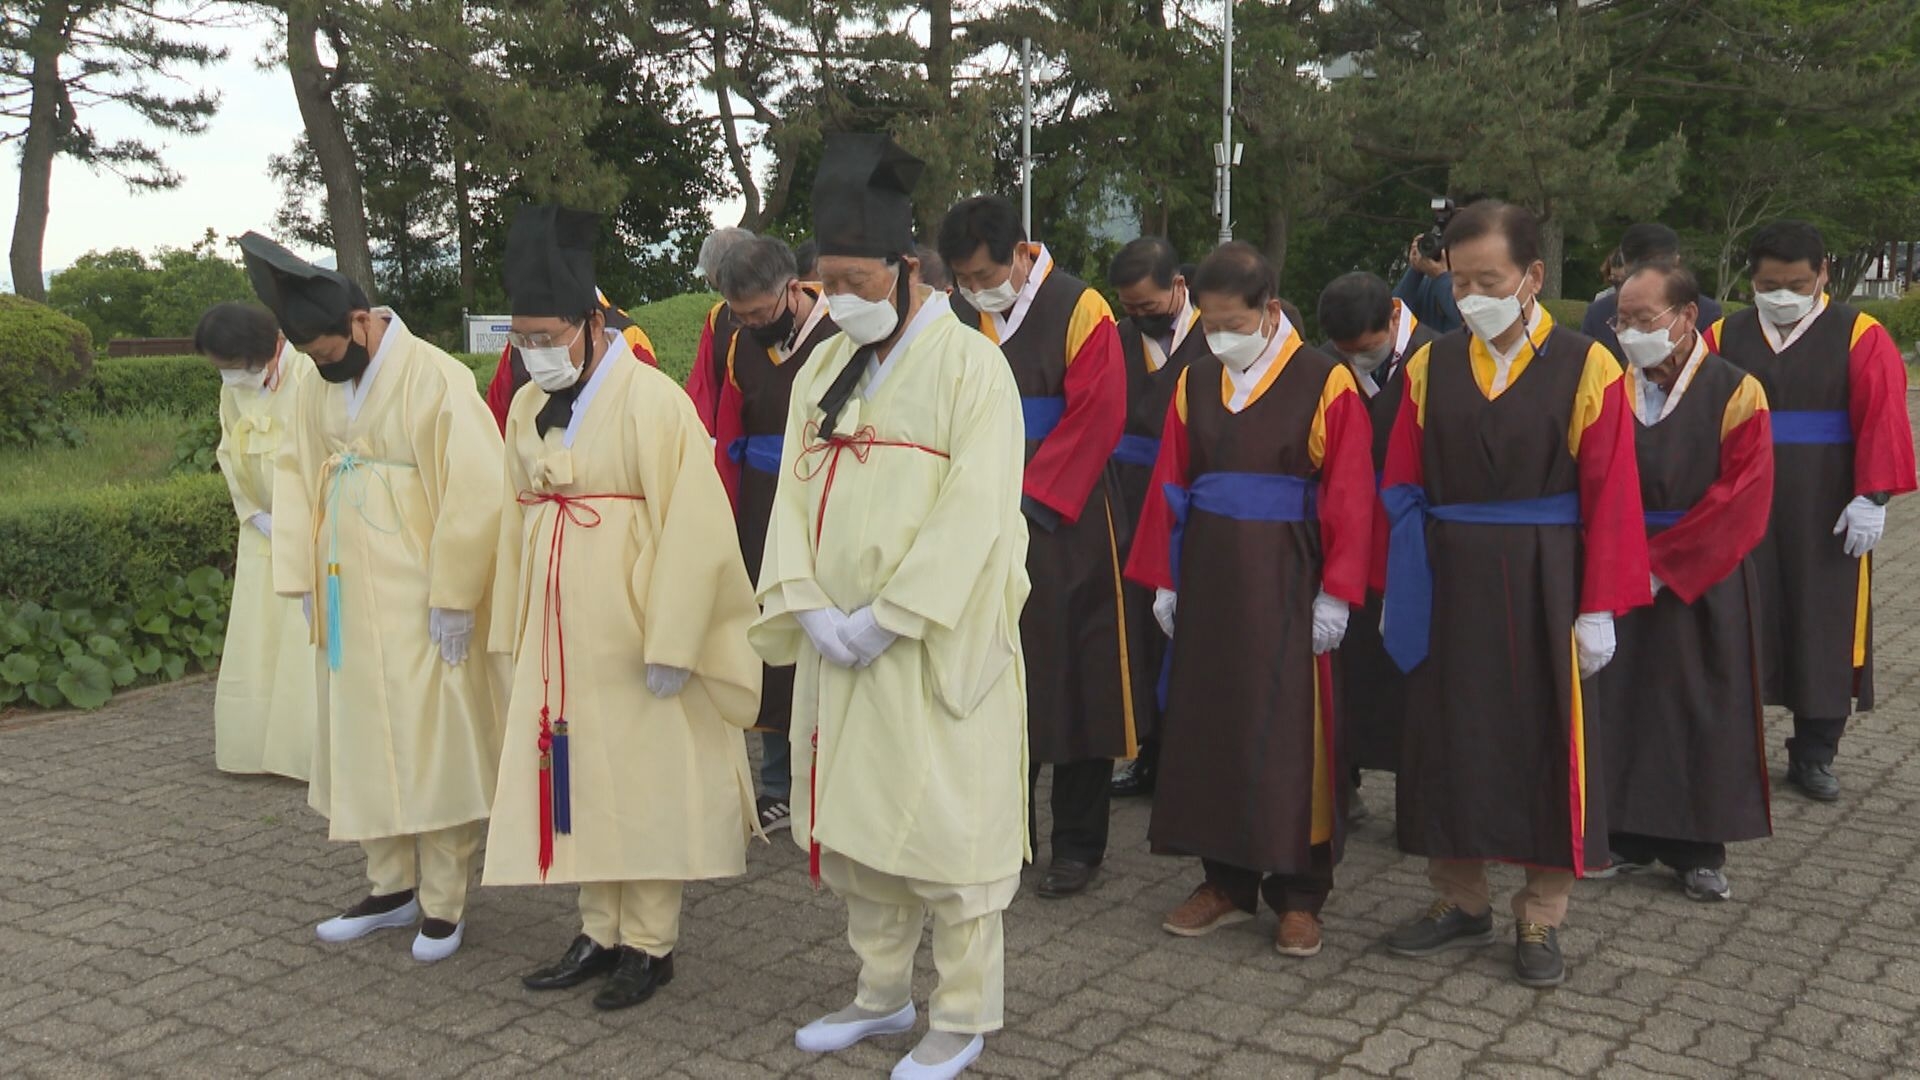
[0,472,237,608]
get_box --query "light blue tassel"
[325,565,344,671]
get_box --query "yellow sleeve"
[216,389,260,525]
[747,344,843,666]
[416,347,506,612]
[1851,312,1880,349]
[1309,363,1361,468]
[486,407,533,657]
[1721,374,1771,440]
[1403,342,1433,427]
[624,323,655,357]
[1566,342,1623,458]
[1065,288,1115,364]
[270,380,320,597]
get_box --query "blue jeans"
[760,731,792,800]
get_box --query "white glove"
[301,593,313,629]
[838,606,900,668]
[646,664,691,698]
[428,608,474,667]
[1833,496,1887,558]
[1650,572,1665,597]
[1311,590,1350,655]
[796,608,859,668]
[249,512,273,539]
[1153,589,1177,639]
[1574,612,1616,679]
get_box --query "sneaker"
[1514,922,1564,988]
[1275,911,1323,958]
[1385,899,1496,957]
[315,892,420,943]
[891,1033,985,1080]
[1787,758,1840,802]
[411,918,464,963]
[757,795,792,834]
[1587,852,1653,879]
[1680,866,1731,902]
[1161,883,1253,938]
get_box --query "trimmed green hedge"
[0,472,237,607]
[65,354,218,416]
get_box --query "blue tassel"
[325,565,344,672]
[551,719,572,834]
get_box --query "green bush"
[1541,298,1590,329]
[1875,289,1920,353]
[66,354,219,417]
[0,566,230,710]
[0,294,94,448]
[0,473,237,607]
[632,291,719,385]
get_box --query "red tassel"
[537,708,554,880]
[808,729,822,889]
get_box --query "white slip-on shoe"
[315,897,421,943]
[411,920,465,963]
[795,1002,917,1053]
[890,1034,984,1080]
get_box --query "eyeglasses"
[508,324,583,350]
[1607,305,1678,334]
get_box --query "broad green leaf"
[55,656,114,710]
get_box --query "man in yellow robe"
[750,133,1029,1080]
[197,300,317,781]
[244,233,506,965]
[482,204,761,1011]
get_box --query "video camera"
[1415,197,1457,262]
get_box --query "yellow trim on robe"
[1174,367,1191,424]
[620,322,656,358]
[724,328,741,389]
[1566,343,1625,459]
[1720,374,1771,440]
[1217,328,1303,409]
[1309,657,1332,845]
[977,313,1000,345]
[1568,626,1588,841]
[1403,342,1435,427]
[1103,496,1139,759]
[1468,304,1558,400]
[1855,557,1871,668]
[1308,364,1360,470]
[1709,316,1727,346]
[1065,288,1116,366]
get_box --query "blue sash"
[1771,409,1851,445]
[1023,396,1065,441]
[1380,485,1582,673]
[1160,472,1319,707]
[726,435,783,475]
[1644,509,1686,528]
[1113,434,1160,468]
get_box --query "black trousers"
[1610,832,1726,872]
[1030,759,1112,864]
[1786,714,1847,764]
[1203,844,1335,916]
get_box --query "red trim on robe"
[1122,391,1190,593]
[1577,378,1653,615]
[1025,315,1125,522]
[1372,385,1427,592]
[1317,389,1375,606]
[687,306,725,436]
[1848,321,1918,497]
[486,342,516,433]
[1650,409,1773,604]
[712,359,746,512]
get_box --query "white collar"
[988,244,1054,342]
[1483,303,1544,395]
[864,289,949,399]
[1145,293,1200,373]
[1631,333,1708,427]
[1357,300,1418,398]
[1760,292,1830,354]
[266,341,296,394]
[563,329,625,448]
[778,288,832,362]
[1223,313,1295,413]
[345,309,402,422]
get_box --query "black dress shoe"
[1110,759,1155,798]
[522,934,619,991]
[1787,758,1840,802]
[1037,859,1100,899]
[592,948,674,1011]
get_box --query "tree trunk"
[8,0,69,302]
[926,0,952,102]
[285,2,376,300]
[1264,205,1291,288]
[1540,216,1565,300]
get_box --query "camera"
[1415,197,1457,262]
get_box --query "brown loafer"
[1275,910,1323,957]
[1162,883,1252,937]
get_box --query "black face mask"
[748,301,797,349]
[317,341,370,384]
[1135,312,1175,338]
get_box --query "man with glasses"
[711,236,840,835]
[484,288,658,433]
[1592,261,1774,902]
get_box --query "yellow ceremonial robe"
[272,311,507,842]
[484,351,761,885]
[750,303,1032,886]
[214,346,318,779]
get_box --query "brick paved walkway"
[6,420,1920,1079]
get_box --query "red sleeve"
[686,310,721,435]
[1372,379,1426,592]
[1651,409,1773,604]
[1577,377,1653,614]
[713,368,745,513]
[1848,321,1917,497]
[629,334,659,367]
[1025,314,1125,522]
[485,344,515,434]
[1122,389,1190,592]
[1317,388,1375,606]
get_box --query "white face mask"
[521,323,584,392]
[828,273,901,346]
[1457,285,1527,343]
[960,276,1019,314]
[1617,326,1679,369]
[1754,287,1817,326]
[1206,317,1270,373]
[1345,343,1393,373]
[219,367,268,390]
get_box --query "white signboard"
[465,315,513,355]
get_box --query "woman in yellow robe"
[483,203,761,1012]
[198,301,316,780]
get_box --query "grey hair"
[715,236,798,302]
[696,226,756,284]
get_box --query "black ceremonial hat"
[238,232,363,344]
[504,204,599,317]
[811,133,923,259]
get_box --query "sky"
[0,16,746,292]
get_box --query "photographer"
[1392,195,1481,334]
